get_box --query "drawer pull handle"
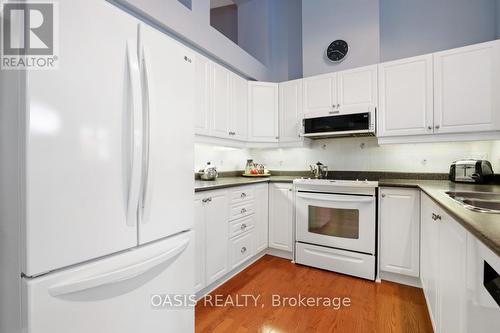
[241,247,247,254]
[241,193,247,198]
[241,223,247,230]
[240,208,247,214]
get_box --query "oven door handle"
[296,192,375,203]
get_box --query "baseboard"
[266,248,293,260]
[195,250,267,300]
[379,271,422,288]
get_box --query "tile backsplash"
[195,138,500,174]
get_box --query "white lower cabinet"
[230,230,255,269]
[421,193,467,333]
[254,184,269,252]
[202,190,230,286]
[194,183,269,293]
[268,183,293,252]
[379,187,420,277]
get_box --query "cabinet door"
[378,55,434,137]
[303,73,337,116]
[205,190,229,285]
[23,0,140,275]
[434,40,500,134]
[268,183,293,252]
[420,193,440,331]
[279,79,303,143]
[248,82,279,142]
[379,188,420,277]
[210,63,231,138]
[254,184,269,253]
[229,73,248,141]
[194,54,211,136]
[438,210,467,333]
[337,65,377,113]
[194,195,206,292]
[137,24,195,244]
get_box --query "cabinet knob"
[381,194,386,198]
[427,126,432,130]
[241,246,247,253]
[435,125,440,130]
[240,193,247,198]
[241,208,247,214]
[275,136,279,140]
[337,104,340,108]
[241,223,247,230]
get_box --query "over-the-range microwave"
[301,107,376,139]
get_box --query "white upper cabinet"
[337,65,378,113]
[279,79,303,143]
[210,62,231,138]
[379,188,420,277]
[194,54,211,136]
[378,55,434,137]
[303,73,337,117]
[303,65,377,118]
[434,40,500,134]
[229,73,248,141]
[248,82,279,142]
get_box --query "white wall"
[195,140,500,174]
[112,0,270,80]
[302,0,380,77]
[380,0,498,61]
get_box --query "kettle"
[199,162,218,181]
[310,162,328,179]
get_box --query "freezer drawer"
[22,232,194,333]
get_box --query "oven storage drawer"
[295,242,375,280]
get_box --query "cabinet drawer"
[295,242,375,280]
[229,201,255,221]
[229,215,255,239]
[230,186,255,204]
[230,231,254,269]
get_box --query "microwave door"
[303,112,373,137]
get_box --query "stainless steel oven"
[294,179,378,280]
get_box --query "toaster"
[449,159,494,183]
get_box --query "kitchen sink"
[446,191,500,213]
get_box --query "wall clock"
[326,40,348,63]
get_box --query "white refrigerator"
[0,1,195,332]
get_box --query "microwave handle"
[296,191,374,203]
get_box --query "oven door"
[295,191,376,254]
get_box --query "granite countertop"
[195,175,500,257]
[194,176,296,192]
[381,179,500,257]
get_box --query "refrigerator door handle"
[139,42,153,224]
[48,238,190,296]
[125,39,143,227]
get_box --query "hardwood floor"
[195,255,433,333]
